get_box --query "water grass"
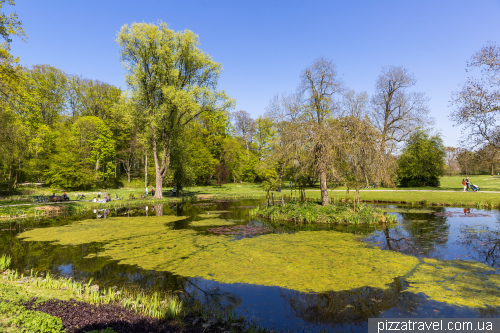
[251,201,393,225]
[0,255,183,320]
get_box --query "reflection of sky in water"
[364,207,500,269]
[4,201,500,332]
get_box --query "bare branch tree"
[451,43,500,149]
[371,66,432,152]
[231,110,255,153]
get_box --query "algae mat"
[16,217,500,307]
[17,216,187,245]
[406,258,500,308]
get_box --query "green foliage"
[0,302,64,333]
[253,201,389,224]
[116,21,234,196]
[0,254,11,270]
[398,129,445,187]
[0,0,26,45]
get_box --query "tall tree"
[371,66,432,152]
[0,0,25,45]
[444,147,459,176]
[299,57,344,205]
[231,110,255,154]
[117,22,234,198]
[67,75,121,120]
[253,116,275,161]
[450,42,500,149]
[266,58,344,205]
[397,130,445,187]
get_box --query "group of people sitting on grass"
[93,190,112,203]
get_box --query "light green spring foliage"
[190,218,234,226]
[406,258,500,308]
[17,216,500,307]
[18,216,187,245]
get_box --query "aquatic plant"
[17,215,500,308]
[0,254,11,271]
[252,202,392,225]
[198,213,221,218]
[18,215,187,245]
[207,225,271,235]
[190,219,235,227]
[2,265,183,320]
[406,258,500,308]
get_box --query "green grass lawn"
[1,176,500,211]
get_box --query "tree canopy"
[397,130,445,187]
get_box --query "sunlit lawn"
[1,175,500,208]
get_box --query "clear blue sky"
[8,0,500,147]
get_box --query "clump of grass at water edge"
[0,255,182,320]
[252,201,397,224]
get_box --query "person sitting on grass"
[50,193,57,202]
[62,192,69,201]
[93,197,97,203]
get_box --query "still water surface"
[1,200,499,332]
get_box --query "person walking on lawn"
[145,186,148,197]
[466,177,470,191]
[462,179,466,192]
[151,186,155,197]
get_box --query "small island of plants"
[252,201,397,225]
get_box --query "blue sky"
[8,0,500,147]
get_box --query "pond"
[1,200,499,332]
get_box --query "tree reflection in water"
[281,278,422,327]
[181,278,242,315]
[365,208,450,258]
[455,222,500,268]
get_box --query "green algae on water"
[198,213,221,218]
[17,216,187,245]
[405,258,500,308]
[93,230,419,293]
[190,219,235,227]
[16,216,500,308]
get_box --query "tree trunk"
[13,158,21,189]
[319,169,329,206]
[152,134,172,199]
[491,164,494,177]
[7,160,12,191]
[144,152,148,188]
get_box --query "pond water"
[1,200,499,332]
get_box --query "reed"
[2,259,183,320]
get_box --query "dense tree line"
[9,5,489,197]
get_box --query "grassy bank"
[0,254,268,333]
[252,201,397,224]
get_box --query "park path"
[0,200,84,208]
[2,189,499,208]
